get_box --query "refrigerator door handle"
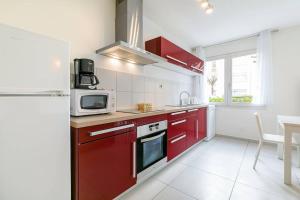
[0,90,70,97]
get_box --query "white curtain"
[192,46,209,104]
[253,30,273,105]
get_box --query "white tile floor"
[118,136,300,200]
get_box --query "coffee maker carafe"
[74,59,99,89]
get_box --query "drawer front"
[167,133,187,161]
[78,120,136,144]
[168,118,188,139]
[168,110,188,122]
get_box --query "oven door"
[136,130,167,174]
[77,93,110,115]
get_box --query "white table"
[277,115,300,185]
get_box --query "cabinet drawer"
[168,110,188,121]
[167,133,187,161]
[168,118,188,139]
[78,120,135,144]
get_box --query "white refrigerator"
[0,24,71,200]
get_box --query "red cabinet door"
[167,133,187,161]
[186,112,197,148]
[160,37,189,68]
[197,108,207,141]
[145,37,204,73]
[78,131,136,200]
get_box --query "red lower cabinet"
[72,121,137,200]
[186,112,197,148]
[78,132,136,200]
[197,108,207,141]
[167,107,207,161]
[167,133,187,161]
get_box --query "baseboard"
[216,134,298,149]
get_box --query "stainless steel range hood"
[96,0,166,65]
[96,41,166,65]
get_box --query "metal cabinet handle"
[90,124,135,136]
[196,119,199,140]
[171,111,186,116]
[171,134,186,144]
[188,109,198,112]
[166,55,188,66]
[132,141,136,178]
[191,65,201,71]
[141,132,166,143]
[200,65,204,71]
[171,119,186,126]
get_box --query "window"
[206,50,259,106]
[231,54,257,103]
[206,59,225,103]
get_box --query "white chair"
[253,112,300,169]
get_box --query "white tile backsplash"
[96,68,116,90]
[117,91,132,109]
[132,75,145,93]
[132,93,145,106]
[145,93,154,104]
[117,72,132,92]
[96,68,193,110]
[145,77,156,93]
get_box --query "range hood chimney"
[96,0,166,65]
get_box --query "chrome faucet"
[179,91,191,106]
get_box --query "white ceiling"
[144,0,300,48]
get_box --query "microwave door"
[80,95,108,110]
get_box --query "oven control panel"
[137,120,167,138]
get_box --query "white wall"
[205,25,300,140]
[143,16,191,52]
[0,0,116,60]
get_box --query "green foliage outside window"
[209,96,253,103]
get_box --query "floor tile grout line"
[167,185,200,200]
[152,139,225,200]
[228,141,249,200]
[153,173,199,200]
[150,183,168,200]
[182,163,238,182]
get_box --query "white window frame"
[207,49,264,107]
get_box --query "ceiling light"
[205,4,214,14]
[200,0,209,9]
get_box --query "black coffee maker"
[74,58,99,89]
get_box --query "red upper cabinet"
[145,37,204,73]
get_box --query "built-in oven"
[136,120,168,181]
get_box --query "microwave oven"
[71,89,116,116]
